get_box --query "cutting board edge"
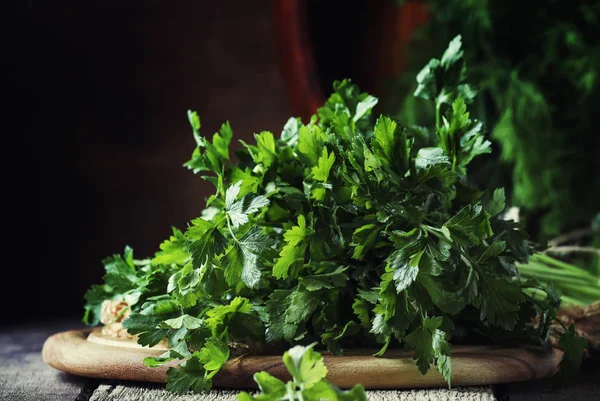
[42,328,563,389]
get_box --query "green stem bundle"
[518,253,600,306]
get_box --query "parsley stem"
[545,246,600,256]
[559,295,587,307]
[225,216,240,244]
[518,262,596,283]
[531,253,594,276]
[521,290,559,323]
[557,283,600,298]
[106,306,130,326]
[522,287,548,301]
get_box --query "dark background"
[7,1,295,323]
[6,0,391,325]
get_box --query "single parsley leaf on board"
[143,350,175,368]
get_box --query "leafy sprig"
[237,344,367,401]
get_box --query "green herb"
[237,343,366,401]
[515,213,599,307]
[553,325,589,387]
[392,0,600,240]
[518,250,600,307]
[84,36,584,394]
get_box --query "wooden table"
[1,320,598,401]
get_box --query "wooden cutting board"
[42,328,562,389]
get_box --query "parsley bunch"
[83,36,582,394]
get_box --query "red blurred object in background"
[273,0,429,122]
[272,0,324,123]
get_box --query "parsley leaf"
[152,227,190,266]
[226,181,270,229]
[273,215,311,279]
[122,313,170,347]
[405,316,452,384]
[237,344,367,401]
[312,147,336,182]
[186,217,227,268]
[553,325,588,387]
[165,354,211,394]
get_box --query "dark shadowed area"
[9,1,291,323]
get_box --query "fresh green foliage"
[393,0,600,239]
[519,253,600,307]
[553,325,588,387]
[237,344,367,401]
[83,37,584,394]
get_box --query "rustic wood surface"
[43,328,562,390]
[0,320,96,401]
[87,384,496,401]
[2,320,599,400]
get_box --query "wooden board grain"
[42,328,563,390]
